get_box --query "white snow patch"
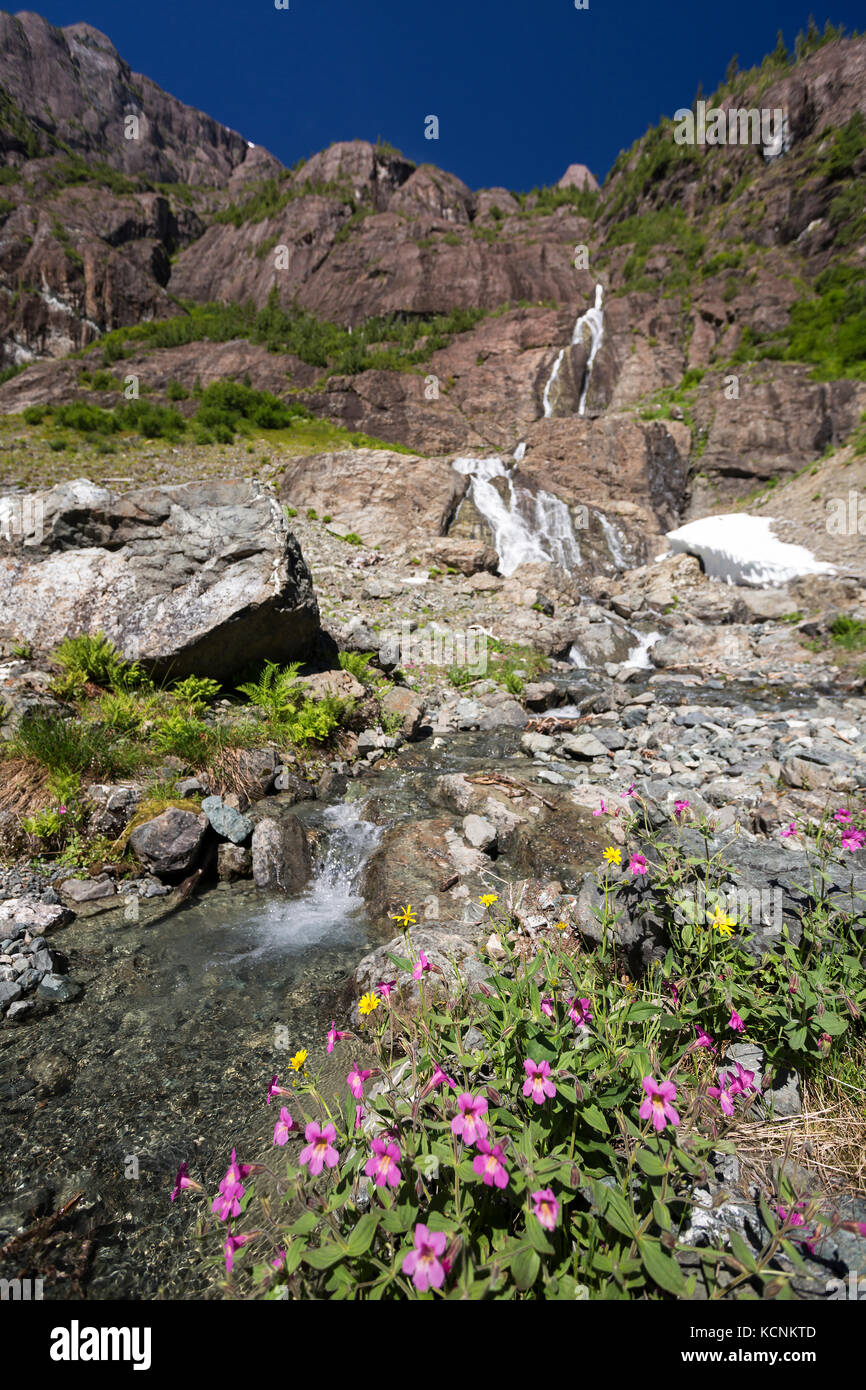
[666,514,835,587]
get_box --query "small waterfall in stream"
[542,283,605,419]
[597,511,629,570]
[452,456,581,576]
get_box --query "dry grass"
[0,756,51,818]
[728,1096,866,1198]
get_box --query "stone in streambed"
[201,796,253,845]
[129,808,209,878]
[251,815,313,893]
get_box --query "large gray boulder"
[129,808,208,878]
[251,815,313,893]
[0,479,320,682]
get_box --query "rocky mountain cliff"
[0,13,864,544]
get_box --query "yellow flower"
[603,847,622,866]
[624,981,635,994]
[289,1049,307,1072]
[554,920,568,932]
[479,893,499,907]
[358,991,380,1016]
[710,906,737,936]
[391,903,417,928]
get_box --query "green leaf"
[653,1199,672,1231]
[381,1201,418,1234]
[512,1246,540,1291]
[820,1012,848,1037]
[385,951,413,972]
[639,1238,685,1295]
[525,1219,555,1255]
[287,1211,319,1236]
[303,1242,344,1270]
[635,1148,666,1177]
[581,1103,610,1134]
[415,1152,440,1180]
[344,1211,381,1258]
[727,1230,758,1273]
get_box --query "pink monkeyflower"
[532,1188,559,1232]
[707,1078,737,1117]
[347,1061,374,1100]
[727,1061,757,1096]
[841,828,865,852]
[365,1137,402,1189]
[639,1076,680,1132]
[170,1161,202,1202]
[673,799,690,820]
[568,996,593,1030]
[728,1009,745,1033]
[59,804,67,815]
[271,1249,286,1270]
[621,782,636,799]
[224,1230,261,1274]
[695,1026,716,1052]
[402,1223,447,1293]
[834,807,853,823]
[298,1121,340,1177]
[540,996,555,1019]
[472,1139,509,1189]
[522,1058,557,1106]
[354,1104,365,1131]
[412,951,432,981]
[592,798,608,817]
[327,1020,350,1053]
[267,1074,292,1106]
[211,1149,246,1222]
[780,822,797,839]
[376,979,397,999]
[420,1062,457,1099]
[669,982,680,1009]
[629,853,649,876]
[451,1092,488,1146]
[273,1106,294,1147]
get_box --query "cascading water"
[452,456,581,576]
[597,511,628,570]
[542,283,605,419]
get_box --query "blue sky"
[22,2,864,188]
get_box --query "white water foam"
[453,456,581,576]
[542,283,605,419]
[597,511,628,569]
[625,629,662,669]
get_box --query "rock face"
[0,479,320,681]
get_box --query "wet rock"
[0,979,22,1012]
[478,699,529,730]
[381,685,426,739]
[60,876,116,904]
[201,796,253,845]
[35,974,81,1005]
[251,815,313,893]
[0,898,73,936]
[561,732,609,760]
[175,777,207,797]
[217,843,253,882]
[26,1049,77,1094]
[129,808,209,878]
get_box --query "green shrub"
[338,651,375,682]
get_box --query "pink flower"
[273,1106,294,1146]
[402,1223,447,1293]
[224,1230,260,1274]
[639,1076,680,1132]
[412,951,432,981]
[540,996,555,1019]
[629,853,648,876]
[592,798,607,817]
[727,1061,757,1096]
[522,1058,557,1106]
[729,1009,745,1033]
[781,822,797,839]
[695,1026,716,1051]
[326,1021,350,1053]
[673,799,690,819]
[834,808,853,823]
[170,1161,202,1202]
[211,1150,246,1222]
[376,979,397,998]
[451,1092,488,1146]
[365,1138,402,1189]
[708,1078,737,1116]
[266,1074,292,1106]
[347,1061,374,1100]
[472,1139,509,1189]
[354,1105,365,1130]
[531,1188,559,1231]
[271,1250,286,1270]
[430,1062,457,1090]
[298,1121,340,1176]
[568,996,593,1030]
[841,828,865,852]
[621,782,636,799]
[59,804,67,815]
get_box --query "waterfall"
[452,456,581,577]
[597,511,628,570]
[625,629,662,669]
[541,283,605,419]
